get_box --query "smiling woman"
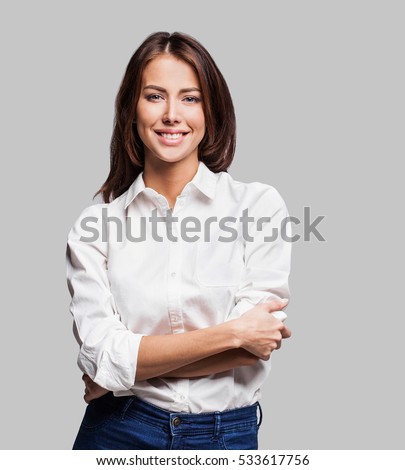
[66,31,292,451]
[95,31,237,204]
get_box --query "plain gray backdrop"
[1,0,403,449]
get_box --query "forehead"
[142,54,200,88]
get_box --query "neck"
[143,155,200,208]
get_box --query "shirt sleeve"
[227,186,292,320]
[66,204,145,391]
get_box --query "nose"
[162,98,181,124]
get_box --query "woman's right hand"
[234,299,292,360]
[82,374,109,404]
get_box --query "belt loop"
[257,402,263,428]
[213,411,221,438]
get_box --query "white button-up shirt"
[66,161,291,413]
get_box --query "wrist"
[221,318,244,349]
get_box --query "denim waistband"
[117,394,262,437]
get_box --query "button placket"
[162,196,190,412]
[176,376,190,411]
[167,217,184,334]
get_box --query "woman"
[66,31,292,450]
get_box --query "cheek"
[188,109,205,132]
[136,103,156,126]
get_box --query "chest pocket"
[196,238,245,287]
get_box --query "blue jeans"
[73,392,263,450]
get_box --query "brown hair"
[94,31,236,203]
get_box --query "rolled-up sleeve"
[227,187,292,320]
[66,204,145,391]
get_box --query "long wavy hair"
[94,31,236,203]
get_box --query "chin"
[147,149,195,165]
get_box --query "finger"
[87,380,106,394]
[270,341,279,351]
[82,376,90,386]
[84,395,93,404]
[271,318,286,330]
[263,298,289,312]
[84,387,96,403]
[281,325,292,338]
[86,388,109,403]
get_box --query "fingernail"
[281,298,289,303]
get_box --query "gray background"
[1,0,403,449]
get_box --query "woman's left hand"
[82,374,109,404]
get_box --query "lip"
[154,129,190,134]
[154,130,190,146]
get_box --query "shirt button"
[172,417,181,427]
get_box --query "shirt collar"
[124,160,217,210]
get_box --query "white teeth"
[161,133,183,139]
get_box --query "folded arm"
[67,202,290,397]
[83,348,259,402]
[157,348,259,378]
[67,205,249,389]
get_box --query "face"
[136,54,205,166]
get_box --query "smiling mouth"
[154,131,189,139]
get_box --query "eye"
[146,94,164,102]
[183,96,201,103]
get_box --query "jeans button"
[172,417,181,427]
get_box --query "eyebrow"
[143,85,202,93]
